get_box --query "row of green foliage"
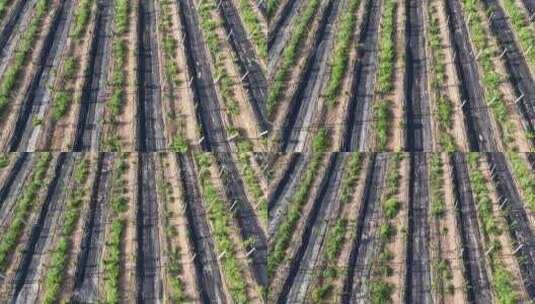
[198,0,240,116]
[427,5,456,151]
[52,0,94,120]
[266,0,278,19]
[430,154,445,217]
[373,0,396,150]
[43,157,90,303]
[159,0,191,152]
[0,153,51,270]
[105,0,129,151]
[429,154,455,296]
[157,161,185,303]
[0,0,48,115]
[72,0,93,38]
[195,153,249,302]
[268,150,326,277]
[0,154,8,168]
[310,153,363,301]
[267,0,320,114]
[102,155,129,303]
[507,153,535,212]
[462,0,516,147]
[237,0,267,60]
[324,0,361,106]
[502,0,535,69]
[0,0,10,22]
[369,153,403,303]
[237,140,267,224]
[466,153,518,303]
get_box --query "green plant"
[430,154,445,217]
[0,154,8,168]
[312,127,329,152]
[72,0,93,38]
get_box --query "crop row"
[105,0,129,151]
[462,0,517,148]
[324,0,362,106]
[507,153,535,212]
[429,154,455,297]
[198,0,241,116]
[52,0,94,120]
[267,150,324,277]
[267,0,320,114]
[42,157,90,303]
[310,153,363,301]
[0,0,9,20]
[369,153,402,303]
[0,0,49,115]
[158,0,190,153]
[501,0,535,69]
[236,0,267,60]
[0,154,8,168]
[466,153,517,303]
[102,154,129,303]
[195,153,250,302]
[0,153,51,270]
[237,141,267,224]
[266,0,279,19]
[427,4,456,151]
[374,0,396,150]
[156,161,186,302]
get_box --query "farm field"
[268,0,535,152]
[0,152,268,303]
[0,0,268,152]
[268,152,535,303]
